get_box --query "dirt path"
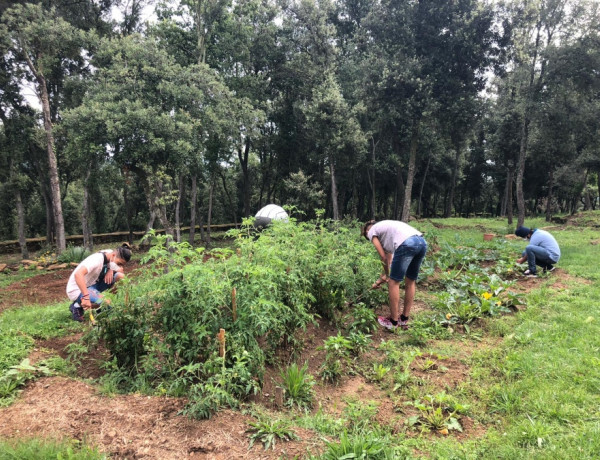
[0,269,72,313]
[0,376,316,459]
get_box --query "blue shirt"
[529,229,561,262]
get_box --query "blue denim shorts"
[77,286,104,305]
[389,235,427,281]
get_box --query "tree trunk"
[393,164,405,220]
[545,169,555,221]
[582,169,592,211]
[417,156,431,217]
[15,189,29,260]
[40,184,54,245]
[367,137,378,220]
[123,169,134,245]
[445,139,461,218]
[175,174,184,243]
[28,62,66,252]
[189,175,198,245]
[219,170,238,225]
[401,122,419,222]
[238,138,251,217]
[207,178,214,243]
[82,171,93,251]
[506,168,514,225]
[329,155,340,220]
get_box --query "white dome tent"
[254,204,289,230]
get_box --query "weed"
[343,397,380,431]
[369,363,391,383]
[319,358,343,384]
[247,418,299,450]
[280,362,315,409]
[319,431,402,460]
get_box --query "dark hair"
[361,220,376,240]
[116,243,132,262]
[515,226,531,238]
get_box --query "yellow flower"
[446,313,452,320]
[482,292,492,300]
[496,301,502,306]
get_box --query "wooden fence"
[0,224,239,254]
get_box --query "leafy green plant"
[320,333,354,360]
[346,331,371,356]
[319,431,400,460]
[57,245,91,264]
[247,418,299,450]
[345,303,377,334]
[370,363,390,382]
[343,397,380,431]
[319,358,343,384]
[280,362,315,409]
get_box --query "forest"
[1,0,599,255]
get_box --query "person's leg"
[388,279,401,322]
[403,278,416,318]
[524,245,552,274]
[401,237,427,323]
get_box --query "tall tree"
[1,4,87,252]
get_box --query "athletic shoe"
[69,302,84,322]
[398,319,409,330]
[544,266,556,273]
[377,316,398,330]
[523,269,537,278]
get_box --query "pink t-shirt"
[367,220,421,254]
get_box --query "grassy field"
[0,216,598,458]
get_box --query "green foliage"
[246,418,299,450]
[280,362,315,410]
[343,397,380,431]
[57,246,90,264]
[97,220,377,410]
[0,358,52,405]
[0,438,106,460]
[345,303,377,334]
[319,431,404,460]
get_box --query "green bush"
[57,245,91,264]
[97,220,380,414]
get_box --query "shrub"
[280,362,315,409]
[57,245,90,264]
[97,220,380,413]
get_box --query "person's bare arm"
[371,237,390,288]
[74,267,92,309]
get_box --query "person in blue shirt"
[515,226,561,278]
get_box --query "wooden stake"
[275,386,285,408]
[232,287,237,321]
[217,328,226,358]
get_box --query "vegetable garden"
[0,216,599,459]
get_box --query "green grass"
[0,438,106,459]
[0,303,82,373]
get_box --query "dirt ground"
[0,264,561,458]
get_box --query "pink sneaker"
[377,316,398,330]
[398,319,409,330]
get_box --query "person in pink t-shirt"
[362,220,427,330]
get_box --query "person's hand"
[81,296,92,310]
[516,257,526,264]
[104,268,114,284]
[372,275,389,289]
